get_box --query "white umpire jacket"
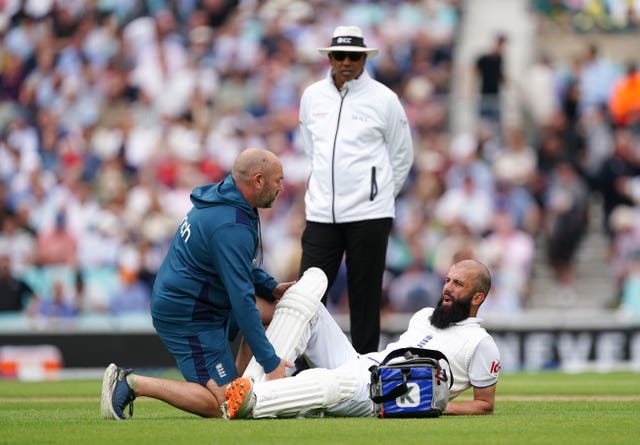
[299,69,414,224]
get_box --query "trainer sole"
[100,363,122,420]
[224,377,254,419]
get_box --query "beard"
[430,294,472,329]
[257,188,279,208]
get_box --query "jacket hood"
[190,174,254,215]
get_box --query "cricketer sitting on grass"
[222,259,502,418]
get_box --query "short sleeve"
[468,336,501,388]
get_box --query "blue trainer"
[101,363,136,420]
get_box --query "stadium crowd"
[532,0,640,33]
[1,0,640,326]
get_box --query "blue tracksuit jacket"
[151,174,280,374]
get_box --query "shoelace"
[125,384,135,419]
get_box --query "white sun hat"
[317,25,379,57]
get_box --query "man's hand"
[266,358,294,380]
[272,281,296,300]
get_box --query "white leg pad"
[243,267,327,382]
[251,368,358,418]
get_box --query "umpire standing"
[298,26,414,353]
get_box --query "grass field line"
[2,395,640,404]
[0,396,99,403]
[497,395,640,402]
[0,396,142,403]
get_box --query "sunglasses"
[330,51,364,62]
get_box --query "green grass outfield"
[1,370,639,445]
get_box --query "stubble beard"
[258,189,278,209]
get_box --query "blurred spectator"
[261,202,305,283]
[446,132,495,194]
[580,104,614,189]
[578,43,618,116]
[531,0,572,29]
[522,54,559,130]
[594,127,640,237]
[0,254,37,313]
[36,278,78,318]
[534,125,567,200]
[491,126,538,189]
[35,210,77,267]
[543,161,589,289]
[135,237,165,291]
[0,50,29,102]
[434,173,494,237]
[608,61,640,127]
[64,178,102,239]
[533,0,640,32]
[608,204,640,296]
[431,219,479,279]
[0,210,36,275]
[124,171,176,245]
[76,210,120,270]
[478,210,535,313]
[493,178,542,236]
[1,114,41,183]
[559,79,582,143]
[74,268,109,314]
[473,33,508,132]
[386,266,442,313]
[556,84,587,169]
[109,248,150,315]
[620,252,640,316]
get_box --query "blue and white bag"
[369,347,452,418]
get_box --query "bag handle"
[379,347,449,367]
[376,347,454,389]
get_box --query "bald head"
[232,148,280,183]
[232,148,283,208]
[451,259,492,298]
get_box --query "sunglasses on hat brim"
[330,51,365,62]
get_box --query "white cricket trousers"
[299,304,376,417]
